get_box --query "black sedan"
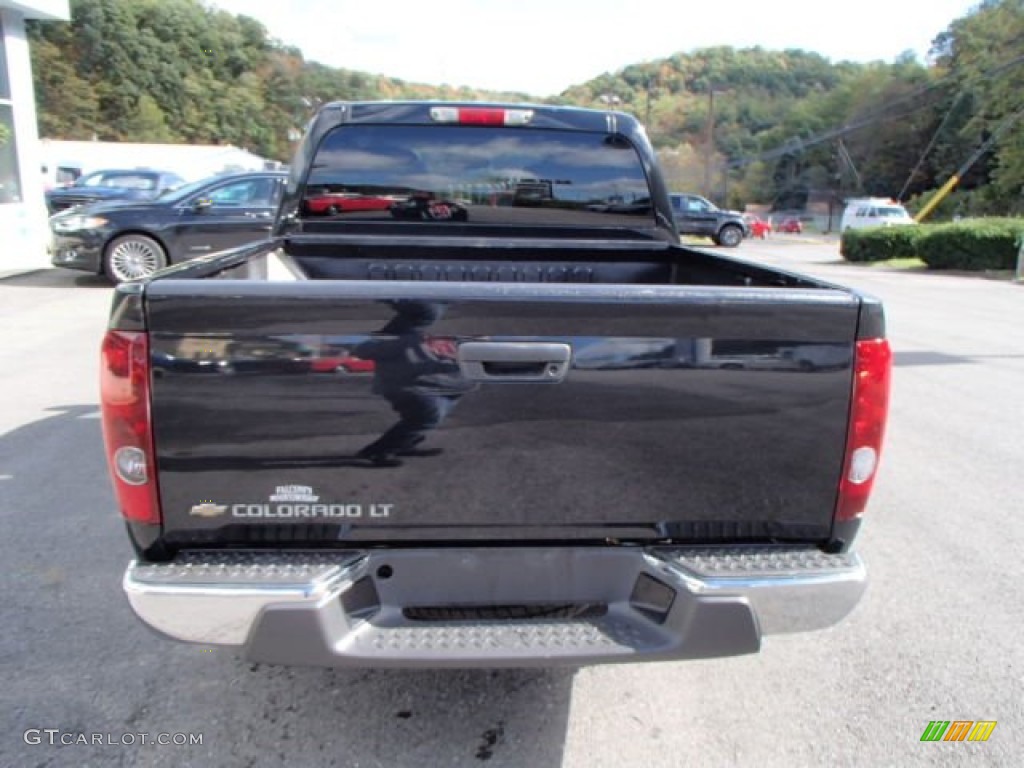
[46,168,187,214]
[50,171,287,283]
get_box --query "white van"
[840,198,914,231]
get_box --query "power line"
[895,53,1024,198]
[727,53,1024,170]
[726,95,944,168]
[914,104,1024,221]
[837,139,862,191]
[956,104,1024,176]
[896,90,967,201]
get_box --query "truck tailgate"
[145,280,861,546]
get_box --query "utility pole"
[645,76,661,131]
[703,89,716,199]
[916,105,1024,222]
[1016,231,1024,283]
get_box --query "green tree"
[24,0,1023,215]
[126,93,175,143]
[931,0,1024,212]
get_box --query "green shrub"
[915,219,1024,270]
[840,226,922,262]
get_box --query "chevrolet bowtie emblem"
[189,503,228,518]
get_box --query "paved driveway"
[1,253,1020,767]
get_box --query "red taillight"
[836,338,892,521]
[100,331,160,525]
[457,107,505,125]
[429,106,534,126]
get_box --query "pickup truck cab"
[670,193,749,246]
[105,102,891,667]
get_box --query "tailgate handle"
[457,342,571,383]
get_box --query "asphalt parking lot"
[1,240,1021,767]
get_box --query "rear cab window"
[300,125,654,230]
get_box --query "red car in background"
[777,217,804,234]
[303,193,395,216]
[308,355,376,374]
[743,214,772,239]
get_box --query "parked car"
[743,214,772,239]
[45,169,186,214]
[309,355,376,373]
[669,193,748,246]
[50,171,287,283]
[776,217,803,234]
[840,198,915,231]
[389,192,469,221]
[302,192,395,216]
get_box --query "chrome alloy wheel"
[107,238,164,282]
[717,225,743,248]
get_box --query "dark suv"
[669,193,748,247]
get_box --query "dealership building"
[0,0,69,273]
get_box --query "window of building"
[0,18,10,99]
[0,20,21,204]
[0,105,21,204]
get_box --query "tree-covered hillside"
[27,0,526,160]
[561,47,944,209]
[28,0,1023,215]
[560,1,1023,215]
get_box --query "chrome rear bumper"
[123,546,865,667]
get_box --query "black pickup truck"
[104,102,891,667]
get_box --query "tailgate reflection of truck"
[103,101,891,667]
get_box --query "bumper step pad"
[124,545,865,667]
[657,546,860,577]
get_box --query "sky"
[208,0,981,96]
